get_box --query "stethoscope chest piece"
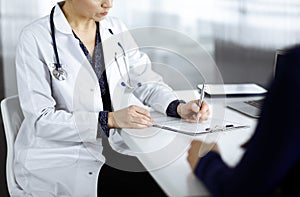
[53,67,67,81]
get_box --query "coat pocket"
[24,145,80,170]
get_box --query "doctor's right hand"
[108,105,154,129]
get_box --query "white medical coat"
[14,3,177,197]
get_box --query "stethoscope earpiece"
[120,81,141,89]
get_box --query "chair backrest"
[1,95,24,195]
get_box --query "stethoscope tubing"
[50,6,61,70]
[109,29,141,89]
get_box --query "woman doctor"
[15,0,210,196]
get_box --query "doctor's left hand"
[177,100,210,123]
[108,105,154,129]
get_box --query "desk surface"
[121,90,261,197]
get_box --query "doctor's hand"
[108,105,154,129]
[177,100,210,123]
[187,140,219,171]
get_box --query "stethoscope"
[50,6,67,81]
[50,6,142,89]
[108,29,142,89]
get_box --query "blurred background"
[1,0,300,195]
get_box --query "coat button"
[88,172,93,175]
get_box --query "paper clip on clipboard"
[153,124,250,136]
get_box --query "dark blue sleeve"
[194,152,233,197]
[166,99,186,118]
[99,111,110,137]
[194,47,300,197]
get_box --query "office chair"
[1,95,25,196]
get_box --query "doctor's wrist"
[108,112,115,128]
[177,103,185,118]
[167,99,186,118]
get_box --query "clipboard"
[151,112,249,136]
[153,124,249,136]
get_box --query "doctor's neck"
[61,1,96,32]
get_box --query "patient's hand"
[187,140,219,171]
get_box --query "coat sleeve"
[129,49,178,114]
[109,17,179,114]
[16,28,98,143]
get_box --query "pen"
[205,125,250,133]
[199,83,205,108]
[196,84,205,124]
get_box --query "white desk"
[120,90,261,197]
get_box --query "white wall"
[111,0,300,49]
[110,0,300,88]
[1,0,58,97]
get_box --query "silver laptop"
[226,50,286,118]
